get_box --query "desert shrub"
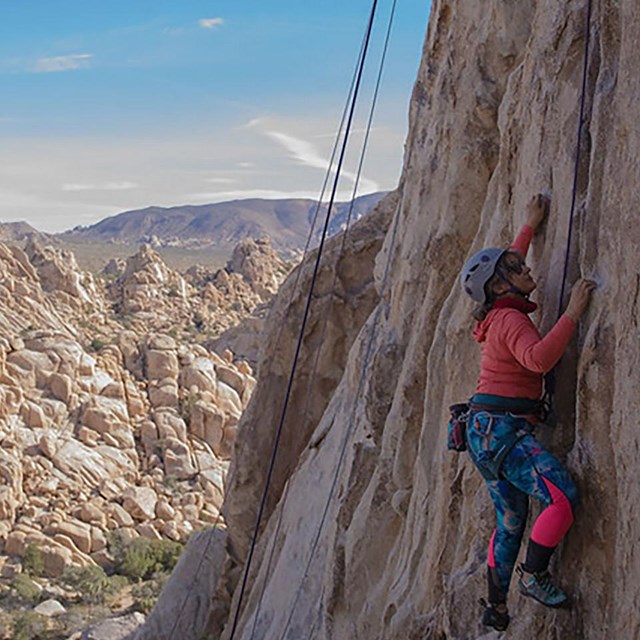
[149,539,183,574]
[193,312,206,331]
[0,610,12,638]
[89,337,108,352]
[11,574,41,605]
[131,573,168,613]
[12,611,47,640]
[62,565,126,605]
[178,391,199,426]
[22,544,45,577]
[109,534,184,582]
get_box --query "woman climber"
[459,194,596,632]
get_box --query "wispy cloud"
[189,189,356,203]
[241,117,265,129]
[264,129,380,193]
[33,53,93,73]
[205,177,238,185]
[61,181,138,192]
[198,18,224,29]
[265,131,332,171]
[314,127,377,139]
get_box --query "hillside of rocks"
[151,1,638,639]
[0,233,290,596]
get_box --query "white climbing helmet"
[460,248,507,304]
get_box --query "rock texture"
[0,235,278,579]
[133,528,227,640]
[80,612,145,640]
[103,237,291,348]
[188,1,640,639]
[0,221,49,244]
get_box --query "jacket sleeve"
[510,224,534,257]
[501,310,576,373]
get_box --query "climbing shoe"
[516,565,569,608]
[479,598,510,632]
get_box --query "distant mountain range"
[57,193,387,252]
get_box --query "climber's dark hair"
[472,281,499,321]
[472,252,517,321]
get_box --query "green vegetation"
[0,527,189,639]
[12,611,47,640]
[109,533,184,582]
[89,336,109,352]
[61,565,127,605]
[178,390,200,427]
[131,573,168,614]
[22,544,45,577]
[11,574,41,605]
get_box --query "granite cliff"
[141,0,640,638]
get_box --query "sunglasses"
[499,252,527,275]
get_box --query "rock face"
[193,2,640,639]
[133,528,227,640]
[80,612,145,640]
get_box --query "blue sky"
[0,1,431,232]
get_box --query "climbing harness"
[448,393,545,481]
[463,399,539,481]
[468,413,529,482]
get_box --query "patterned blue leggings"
[467,411,578,592]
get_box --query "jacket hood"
[473,314,494,343]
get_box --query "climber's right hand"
[565,278,597,321]
[525,193,550,231]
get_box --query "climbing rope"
[278,143,408,640]
[227,2,381,637]
[160,15,371,640]
[298,33,369,272]
[545,0,594,405]
[248,2,398,637]
[281,2,596,635]
[556,0,594,317]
